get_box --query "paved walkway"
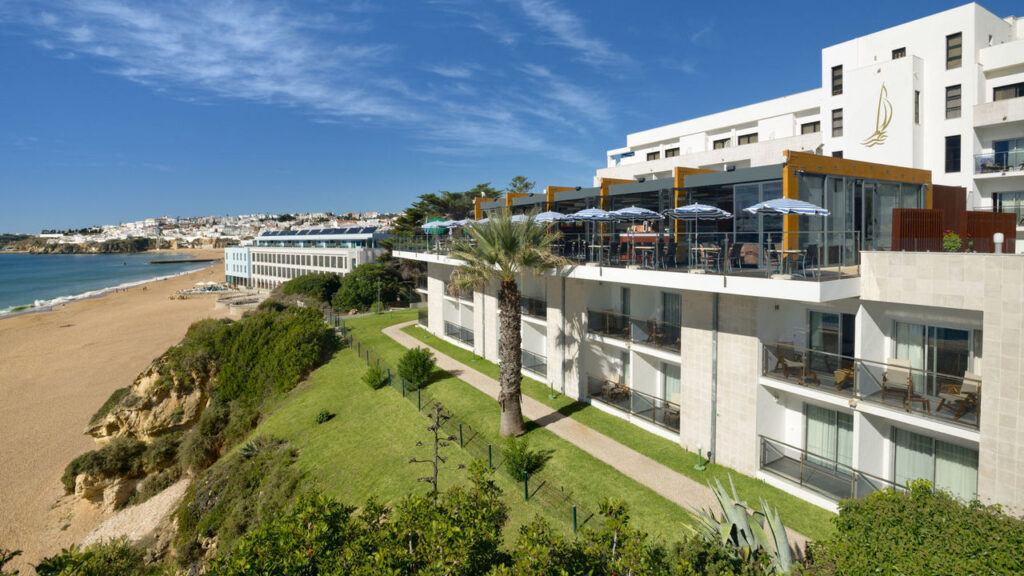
[383,321,809,545]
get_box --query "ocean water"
[0,253,213,314]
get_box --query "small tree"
[331,263,406,311]
[501,436,553,481]
[506,175,535,195]
[397,347,435,390]
[409,403,459,500]
[278,273,341,304]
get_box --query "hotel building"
[224,227,387,290]
[394,3,1024,513]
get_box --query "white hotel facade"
[224,227,387,290]
[395,3,1024,513]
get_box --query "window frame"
[646,151,661,161]
[831,108,843,138]
[892,47,906,59]
[737,133,758,146]
[801,121,821,135]
[712,137,730,150]
[831,65,843,96]
[945,85,962,119]
[664,147,680,158]
[946,32,962,70]
[945,135,961,173]
[994,82,1024,102]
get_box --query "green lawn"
[400,321,836,541]
[339,311,695,542]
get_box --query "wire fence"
[338,321,597,533]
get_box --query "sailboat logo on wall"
[861,83,892,147]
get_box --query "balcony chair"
[937,372,981,420]
[876,356,917,405]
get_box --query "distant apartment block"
[224,227,387,289]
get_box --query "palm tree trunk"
[497,279,526,437]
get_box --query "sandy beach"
[0,249,231,571]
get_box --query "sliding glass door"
[894,428,978,500]
[894,322,971,396]
[808,311,855,374]
[804,404,853,471]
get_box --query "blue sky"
[0,0,1017,232]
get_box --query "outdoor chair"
[773,342,796,373]
[937,372,981,420]
[881,358,921,409]
[834,367,854,391]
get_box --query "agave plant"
[695,476,796,574]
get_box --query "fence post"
[572,504,578,533]
[524,471,529,501]
[417,388,422,410]
[488,444,493,469]
[401,378,406,396]
[458,423,464,448]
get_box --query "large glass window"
[738,133,758,145]
[801,121,820,134]
[646,151,661,161]
[894,321,972,396]
[894,428,977,500]
[713,138,730,149]
[995,192,1024,225]
[808,311,856,373]
[805,404,853,469]
[993,138,1024,172]
[662,362,681,405]
[832,109,843,137]
[661,292,681,326]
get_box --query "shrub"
[315,409,335,424]
[62,438,147,494]
[500,436,553,481]
[35,539,162,576]
[331,263,406,311]
[943,230,962,252]
[278,273,341,304]
[397,347,435,390]
[130,465,183,506]
[179,401,231,472]
[361,365,388,389]
[175,438,302,565]
[804,480,1024,575]
[88,387,129,426]
[142,434,181,474]
[0,548,20,576]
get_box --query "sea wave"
[0,266,209,317]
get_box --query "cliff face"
[87,358,210,443]
[22,238,158,254]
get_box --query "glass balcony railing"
[391,231,861,282]
[417,307,428,327]
[762,342,980,429]
[587,376,680,433]
[521,349,547,377]
[443,321,474,346]
[520,296,547,319]
[587,310,681,352]
[975,151,1024,174]
[759,435,905,502]
[415,276,428,290]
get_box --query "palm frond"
[448,209,569,286]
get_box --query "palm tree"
[448,209,568,437]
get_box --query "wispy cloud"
[428,0,519,46]
[424,64,475,79]
[515,0,631,68]
[520,63,609,123]
[690,22,714,46]
[661,58,697,75]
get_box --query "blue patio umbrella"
[663,203,733,220]
[743,198,830,216]
[510,214,529,223]
[610,205,664,221]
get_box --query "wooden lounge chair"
[937,372,981,420]
[881,358,912,401]
[781,353,820,386]
[834,367,854,391]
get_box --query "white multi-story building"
[225,227,387,289]
[395,3,1024,514]
[600,3,1023,230]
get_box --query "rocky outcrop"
[75,473,139,513]
[87,359,209,443]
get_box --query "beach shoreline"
[0,248,225,318]
[0,253,232,573]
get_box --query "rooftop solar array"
[258,226,379,237]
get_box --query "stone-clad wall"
[861,251,1024,512]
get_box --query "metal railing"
[417,308,428,327]
[521,349,547,377]
[761,341,980,429]
[587,309,681,352]
[444,321,474,346]
[588,376,680,433]
[520,296,547,319]
[415,276,428,290]
[759,435,905,502]
[393,231,861,282]
[975,151,1024,174]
